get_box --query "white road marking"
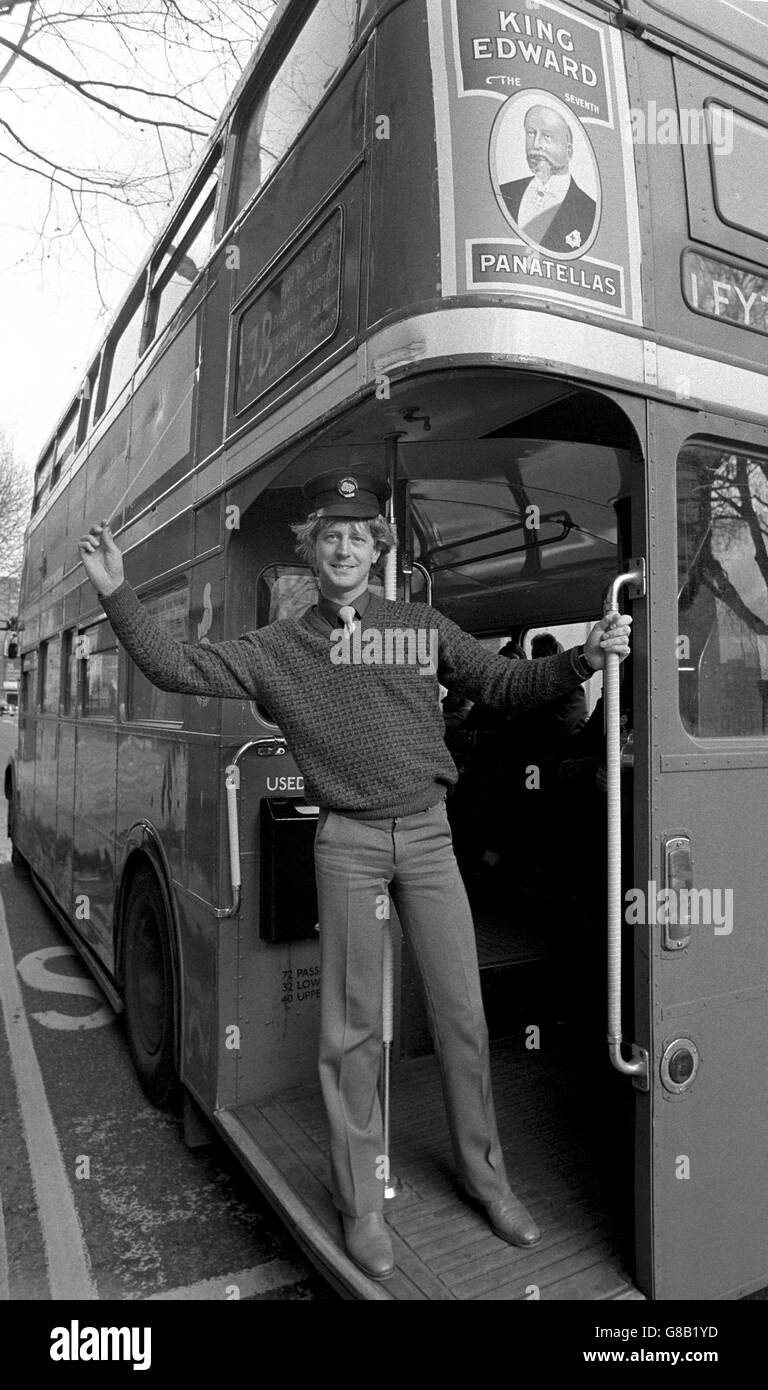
[147,1259,308,1300]
[0,888,97,1300]
[0,1189,9,1300]
[16,947,115,1030]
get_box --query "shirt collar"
[316,587,373,628]
[528,171,571,200]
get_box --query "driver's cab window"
[259,566,319,625]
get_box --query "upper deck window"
[52,405,79,486]
[95,282,146,422]
[32,445,54,516]
[231,0,358,219]
[709,105,768,240]
[148,161,219,343]
[677,442,768,738]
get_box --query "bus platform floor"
[233,1035,643,1300]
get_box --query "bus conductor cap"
[302,470,388,519]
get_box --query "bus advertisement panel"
[427,0,643,322]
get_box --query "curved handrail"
[214,737,287,919]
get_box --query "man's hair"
[291,513,397,571]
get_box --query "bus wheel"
[11,842,29,874]
[122,866,181,1112]
[6,795,29,875]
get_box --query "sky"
[0,2,273,475]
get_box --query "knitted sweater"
[100,581,593,819]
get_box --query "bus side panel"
[14,659,38,854]
[366,0,441,327]
[55,721,76,910]
[116,733,188,884]
[176,889,220,1110]
[33,719,58,882]
[185,737,222,905]
[72,725,118,969]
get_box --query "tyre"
[11,842,29,874]
[6,788,30,876]
[122,865,181,1111]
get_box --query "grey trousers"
[314,799,513,1217]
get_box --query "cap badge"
[337,476,358,499]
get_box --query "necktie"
[337,605,356,637]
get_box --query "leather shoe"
[342,1212,395,1279]
[484,1193,542,1247]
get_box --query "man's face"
[314,518,380,599]
[524,106,572,182]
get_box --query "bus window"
[95,283,146,422]
[231,0,358,217]
[32,445,54,516]
[126,584,187,723]
[258,565,319,626]
[81,623,118,719]
[148,164,219,343]
[709,105,768,240]
[62,629,79,715]
[52,405,79,487]
[677,442,768,737]
[20,651,37,714]
[39,636,62,714]
[77,360,100,445]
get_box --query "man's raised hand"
[78,520,125,597]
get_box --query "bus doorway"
[390,411,641,1300]
[220,373,649,1301]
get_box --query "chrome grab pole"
[214,737,287,919]
[381,438,399,1199]
[603,562,648,1085]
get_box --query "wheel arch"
[115,823,184,1075]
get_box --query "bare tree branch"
[0,0,34,83]
[0,32,211,133]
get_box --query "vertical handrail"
[381,439,398,1198]
[603,564,647,1082]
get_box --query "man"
[79,469,631,1281]
[499,104,597,254]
